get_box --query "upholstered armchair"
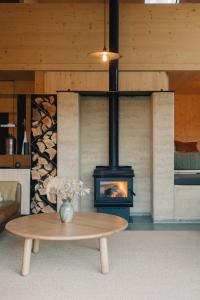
[0,181,21,231]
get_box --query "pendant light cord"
[103,0,106,51]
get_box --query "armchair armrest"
[15,183,21,210]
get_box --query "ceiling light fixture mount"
[89,0,121,63]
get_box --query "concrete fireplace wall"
[57,90,200,221]
[151,92,174,221]
[42,90,200,221]
[57,90,177,220]
[80,96,152,215]
[80,97,109,211]
[120,97,152,214]
[57,92,80,211]
[55,72,179,220]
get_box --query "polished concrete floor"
[128,216,200,230]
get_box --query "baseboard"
[130,212,152,217]
[153,219,200,224]
[130,212,200,224]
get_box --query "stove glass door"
[100,181,128,198]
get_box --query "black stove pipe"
[109,0,119,169]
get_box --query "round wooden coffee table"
[6,212,128,276]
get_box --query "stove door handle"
[129,189,136,196]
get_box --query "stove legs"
[100,237,109,274]
[21,238,32,276]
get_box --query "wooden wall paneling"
[44,71,169,94]
[0,71,34,81]
[0,94,14,112]
[0,80,34,94]
[169,71,200,94]
[14,81,35,94]
[0,155,13,168]
[0,81,14,94]
[0,4,200,70]
[44,72,108,94]
[19,0,39,2]
[174,94,200,142]
[119,72,169,91]
[35,71,45,94]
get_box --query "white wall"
[80,96,152,214]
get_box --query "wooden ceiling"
[1,0,200,3]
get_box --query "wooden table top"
[6,212,128,241]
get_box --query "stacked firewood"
[31,96,57,214]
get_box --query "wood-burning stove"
[93,0,135,221]
[94,166,134,206]
[94,165,135,221]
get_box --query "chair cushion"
[175,140,198,152]
[174,151,200,170]
[0,201,19,224]
[0,181,18,202]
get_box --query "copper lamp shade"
[89,0,121,62]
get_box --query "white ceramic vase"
[59,199,74,223]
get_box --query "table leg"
[99,237,109,274]
[21,238,32,276]
[32,239,40,254]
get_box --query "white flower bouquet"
[46,177,90,203]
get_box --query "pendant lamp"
[89,0,121,62]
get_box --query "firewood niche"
[31,95,57,214]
